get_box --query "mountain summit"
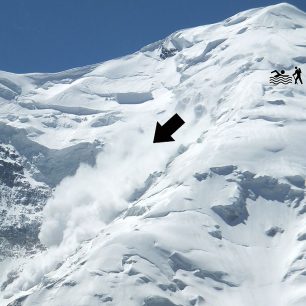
[1,3,306,306]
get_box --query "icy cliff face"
[1,3,306,306]
[0,143,50,259]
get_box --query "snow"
[0,2,306,306]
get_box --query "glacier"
[1,3,306,306]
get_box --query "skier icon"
[293,66,303,84]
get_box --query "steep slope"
[1,3,306,306]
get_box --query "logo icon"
[269,67,303,85]
[270,70,292,85]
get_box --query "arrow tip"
[153,122,175,143]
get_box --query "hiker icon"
[270,69,292,85]
[293,67,303,84]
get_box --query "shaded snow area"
[1,3,306,306]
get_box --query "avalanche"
[1,3,306,306]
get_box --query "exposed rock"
[297,233,306,241]
[208,229,222,240]
[194,172,208,182]
[160,46,177,60]
[210,165,237,176]
[211,186,249,226]
[285,175,305,189]
[265,226,284,237]
[0,144,50,259]
[144,296,180,306]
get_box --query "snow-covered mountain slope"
[1,3,306,306]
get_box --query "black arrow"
[153,113,185,143]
